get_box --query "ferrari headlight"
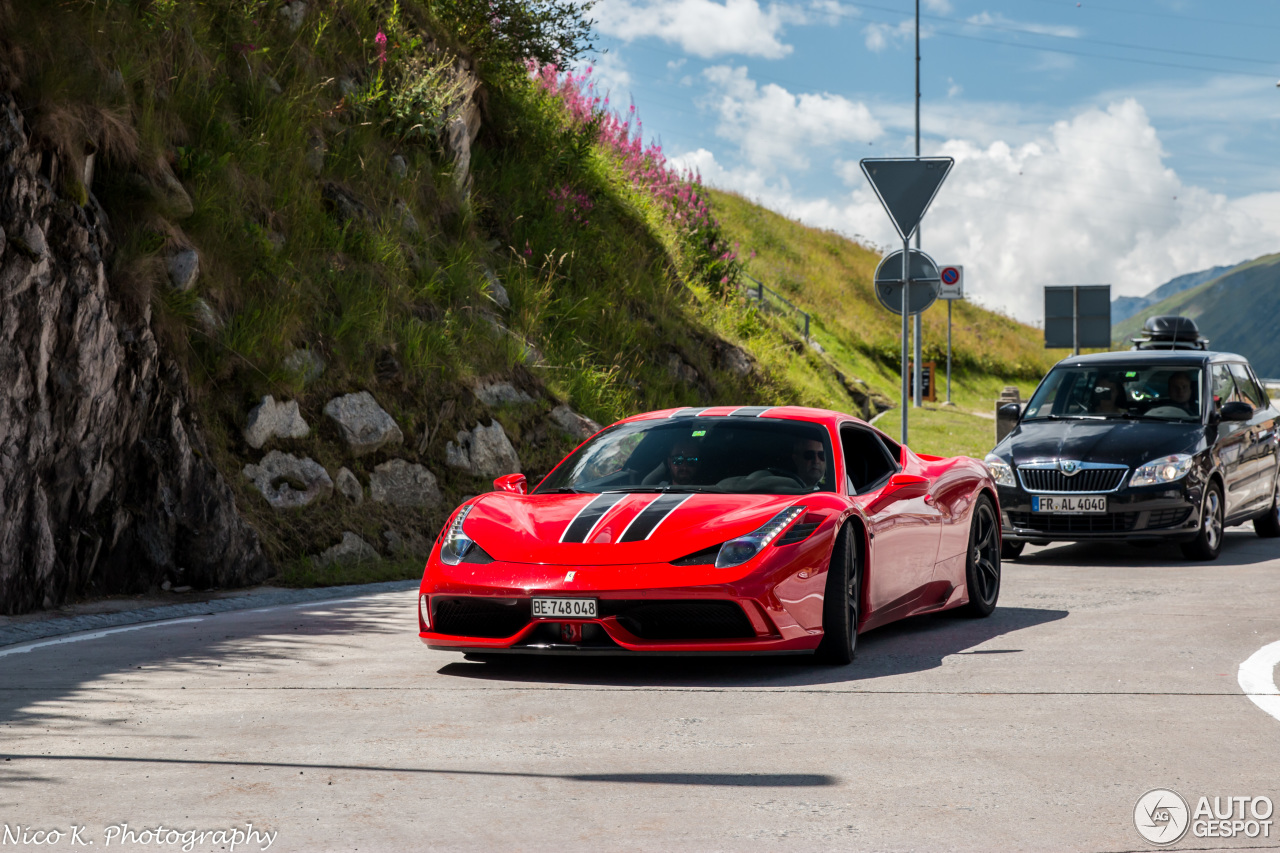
[1130,453,1194,487]
[715,506,805,569]
[984,454,1016,487]
[438,506,476,565]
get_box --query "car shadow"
[1015,528,1276,568]
[434,604,1068,688]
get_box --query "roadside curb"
[0,580,419,649]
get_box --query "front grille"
[1144,508,1192,528]
[433,597,530,638]
[1018,467,1127,493]
[1007,511,1138,534]
[600,600,755,640]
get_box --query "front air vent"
[670,544,722,566]
[432,597,529,638]
[777,522,819,546]
[600,600,755,640]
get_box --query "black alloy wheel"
[1253,473,1280,538]
[963,496,1001,617]
[815,523,860,665]
[1181,482,1224,560]
[1000,539,1025,560]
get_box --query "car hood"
[461,491,805,566]
[1002,419,1204,468]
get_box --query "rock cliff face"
[0,94,269,614]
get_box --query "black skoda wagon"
[987,350,1280,561]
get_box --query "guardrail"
[741,274,811,341]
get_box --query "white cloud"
[584,51,632,93]
[923,0,952,11]
[966,11,1081,39]
[700,66,882,171]
[592,0,795,58]
[677,99,1280,322]
[863,18,914,52]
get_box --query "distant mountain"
[1112,253,1280,376]
[1112,263,1238,324]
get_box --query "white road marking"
[0,619,205,659]
[1238,639,1280,722]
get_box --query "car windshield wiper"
[603,486,721,493]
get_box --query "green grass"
[878,406,999,459]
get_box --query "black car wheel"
[1181,482,1224,561]
[816,523,860,665]
[963,495,1001,617]
[1253,474,1280,538]
[1000,540,1025,560]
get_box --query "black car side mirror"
[1220,401,1253,422]
[998,403,1022,419]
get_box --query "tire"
[815,523,861,665]
[1000,539,1025,560]
[962,495,1001,617]
[1181,482,1224,561]
[1253,474,1280,538]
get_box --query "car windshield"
[533,417,838,495]
[1023,365,1203,421]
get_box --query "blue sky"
[581,0,1280,321]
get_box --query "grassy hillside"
[1112,253,1280,375]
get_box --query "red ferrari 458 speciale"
[417,405,1001,663]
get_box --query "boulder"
[549,405,601,441]
[313,531,379,567]
[321,183,371,224]
[323,391,403,455]
[10,223,46,259]
[335,466,363,505]
[305,132,326,176]
[395,199,420,235]
[446,421,520,479]
[283,348,325,383]
[383,528,433,556]
[721,344,752,378]
[0,223,6,257]
[482,267,510,309]
[243,396,310,449]
[242,450,333,509]
[474,382,534,407]
[165,248,199,291]
[668,353,700,384]
[278,0,307,33]
[388,154,408,180]
[193,299,221,334]
[153,161,194,219]
[369,459,441,508]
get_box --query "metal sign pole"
[901,238,910,445]
[946,299,952,404]
[1073,285,1080,356]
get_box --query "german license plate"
[1032,495,1107,513]
[531,598,598,618]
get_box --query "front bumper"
[996,482,1202,544]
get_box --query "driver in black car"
[791,437,827,488]
[1167,370,1196,414]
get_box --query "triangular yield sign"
[860,157,954,242]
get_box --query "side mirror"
[1220,401,1253,422]
[493,473,528,494]
[865,473,930,514]
[998,403,1022,419]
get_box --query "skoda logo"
[1060,460,1080,476]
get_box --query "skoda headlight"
[438,506,476,565]
[1130,453,1194,487]
[715,506,805,569]
[984,453,1016,487]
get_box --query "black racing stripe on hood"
[618,494,691,543]
[561,493,626,543]
[729,406,771,417]
[669,408,706,418]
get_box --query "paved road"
[3,531,1280,852]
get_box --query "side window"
[878,434,903,467]
[841,426,898,494]
[1211,363,1236,411]
[1229,364,1266,410]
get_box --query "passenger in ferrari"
[792,437,827,488]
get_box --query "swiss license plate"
[531,598,598,618]
[1032,495,1107,513]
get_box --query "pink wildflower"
[375,30,387,64]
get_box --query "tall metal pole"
[901,240,910,445]
[911,0,923,409]
[946,299,953,404]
